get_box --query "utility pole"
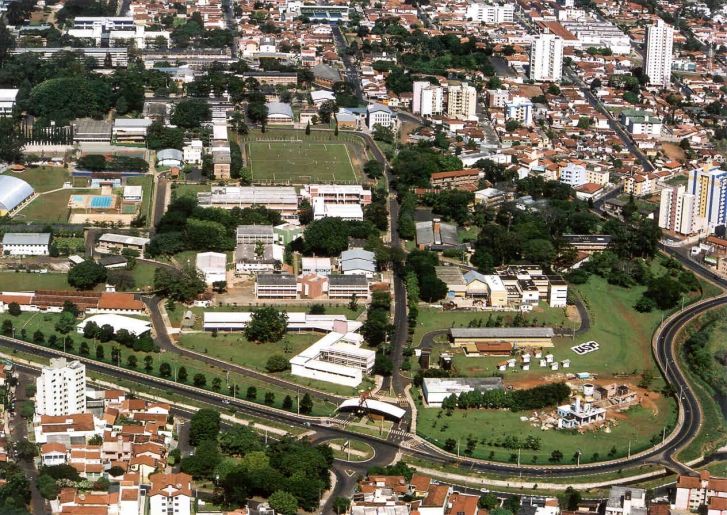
[662,426,666,444]
[627,440,631,458]
[517,448,521,467]
[297,387,300,415]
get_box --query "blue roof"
[0,176,34,212]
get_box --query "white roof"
[212,124,228,140]
[114,118,153,128]
[0,89,19,102]
[2,232,50,246]
[311,90,336,102]
[0,176,34,212]
[484,274,506,292]
[203,311,362,333]
[123,185,143,197]
[78,314,151,336]
[302,256,332,269]
[196,252,227,272]
[337,398,406,419]
[99,233,150,246]
[266,102,293,118]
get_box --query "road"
[332,25,363,102]
[11,372,47,515]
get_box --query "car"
[480,488,490,493]
[221,399,230,405]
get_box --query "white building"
[312,198,364,221]
[412,81,444,117]
[36,358,86,417]
[659,185,697,235]
[1,233,51,256]
[0,89,18,116]
[605,487,647,515]
[619,109,662,137]
[422,377,503,407]
[367,103,396,130]
[644,19,673,88]
[465,2,515,23]
[529,34,564,82]
[67,17,169,49]
[559,163,588,187]
[195,252,227,284]
[76,314,151,337]
[302,257,333,276]
[340,248,376,277]
[183,139,204,164]
[148,473,192,515]
[447,81,477,120]
[557,397,606,428]
[302,184,372,205]
[290,331,375,387]
[687,164,727,230]
[198,187,299,223]
[504,97,533,126]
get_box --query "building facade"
[687,165,727,230]
[644,19,674,88]
[658,185,697,235]
[529,34,564,82]
[36,358,87,417]
[447,82,477,120]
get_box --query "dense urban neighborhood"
[2,0,727,512]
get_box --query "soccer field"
[246,141,360,184]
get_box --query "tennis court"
[246,141,360,184]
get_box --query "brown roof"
[448,493,479,515]
[677,475,701,489]
[431,169,480,180]
[410,473,431,492]
[709,478,727,492]
[423,485,449,507]
[711,498,727,510]
[41,442,68,455]
[149,472,192,498]
[475,342,514,353]
[97,292,145,311]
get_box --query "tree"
[193,373,207,387]
[266,354,290,372]
[503,495,520,514]
[36,474,58,500]
[479,493,499,509]
[54,311,76,334]
[126,355,137,368]
[318,100,337,124]
[0,118,24,163]
[189,408,220,446]
[96,345,105,361]
[282,395,293,410]
[144,355,153,371]
[68,261,107,290]
[7,302,20,316]
[153,266,206,302]
[79,341,89,356]
[364,159,384,179]
[505,120,521,132]
[268,490,299,515]
[219,426,261,456]
[159,362,172,378]
[1,320,12,337]
[243,307,288,343]
[247,101,268,125]
[246,386,257,400]
[14,439,37,461]
[171,99,211,128]
[305,121,311,134]
[177,366,188,383]
[180,439,221,479]
[559,487,582,511]
[211,377,222,391]
[334,497,351,514]
[264,391,275,405]
[299,393,313,414]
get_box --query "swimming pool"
[90,196,113,208]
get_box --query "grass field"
[417,398,675,464]
[16,188,87,223]
[7,167,69,192]
[247,141,358,184]
[0,272,72,291]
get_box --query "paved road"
[332,25,363,102]
[12,372,47,515]
[151,174,168,231]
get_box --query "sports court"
[68,195,116,209]
[246,141,360,184]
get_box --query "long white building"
[465,2,515,24]
[36,358,86,417]
[529,34,564,82]
[198,186,299,223]
[644,19,673,88]
[659,185,697,235]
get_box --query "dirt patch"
[565,305,581,325]
[662,142,687,162]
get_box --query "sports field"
[246,140,359,184]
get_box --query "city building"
[620,109,663,137]
[302,184,372,205]
[0,176,35,216]
[195,252,227,284]
[687,164,727,230]
[644,19,674,88]
[290,331,374,387]
[605,487,647,515]
[328,274,370,300]
[36,358,87,417]
[465,2,515,23]
[156,148,184,167]
[559,163,588,187]
[236,224,276,244]
[198,187,299,223]
[659,185,697,235]
[422,377,504,407]
[183,140,204,164]
[340,248,376,277]
[112,118,152,142]
[302,257,333,276]
[149,473,193,515]
[505,97,534,127]
[265,102,294,124]
[255,274,298,298]
[674,472,727,511]
[412,81,444,117]
[450,327,555,348]
[447,81,477,120]
[1,232,51,256]
[67,17,169,49]
[430,169,481,190]
[529,34,564,82]
[96,233,150,257]
[282,1,350,22]
[312,198,364,221]
[367,103,396,130]
[0,88,18,116]
[415,219,461,250]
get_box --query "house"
[422,377,503,407]
[157,148,184,167]
[557,397,607,429]
[34,413,104,444]
[340,248,376,277]
[96,233,150,257]
[0,176,36,216]
[265,102,294,124]
[149,473,193,515]
[40,442,68,467]
[1,233,51,256]
[196,252,227,284]
[674,472,727,511]
[620,109,662,137]
[475,187,506,209]
[420,485,452,515]
[415,219,461,250]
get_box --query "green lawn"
[16,188,87,223]
[173,183,210,199]
[125,262,158,292]
[7,167,69,192]
[416,398,676,464]
[0,272,72,291]
[246,141,358,184]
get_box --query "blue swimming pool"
[90,196,113,208]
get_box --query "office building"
[529,34,564,82]
[644,19,673,88]
[604,487,647,515]
[658,185,697,235]
[687,164,727,230]
[447,81,477,120]
[559,163,588,187]
[413,81,444,117]
[505,97,534,126]
[36,358,87,417]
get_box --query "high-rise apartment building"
[413,81,444,117]
[36,358,86,416]
[687,164,727,230]
[644,19,673,88]
[465,2,515,24]
[658,185,697,235]
[447,81,477,120]
[529,34,564,82]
